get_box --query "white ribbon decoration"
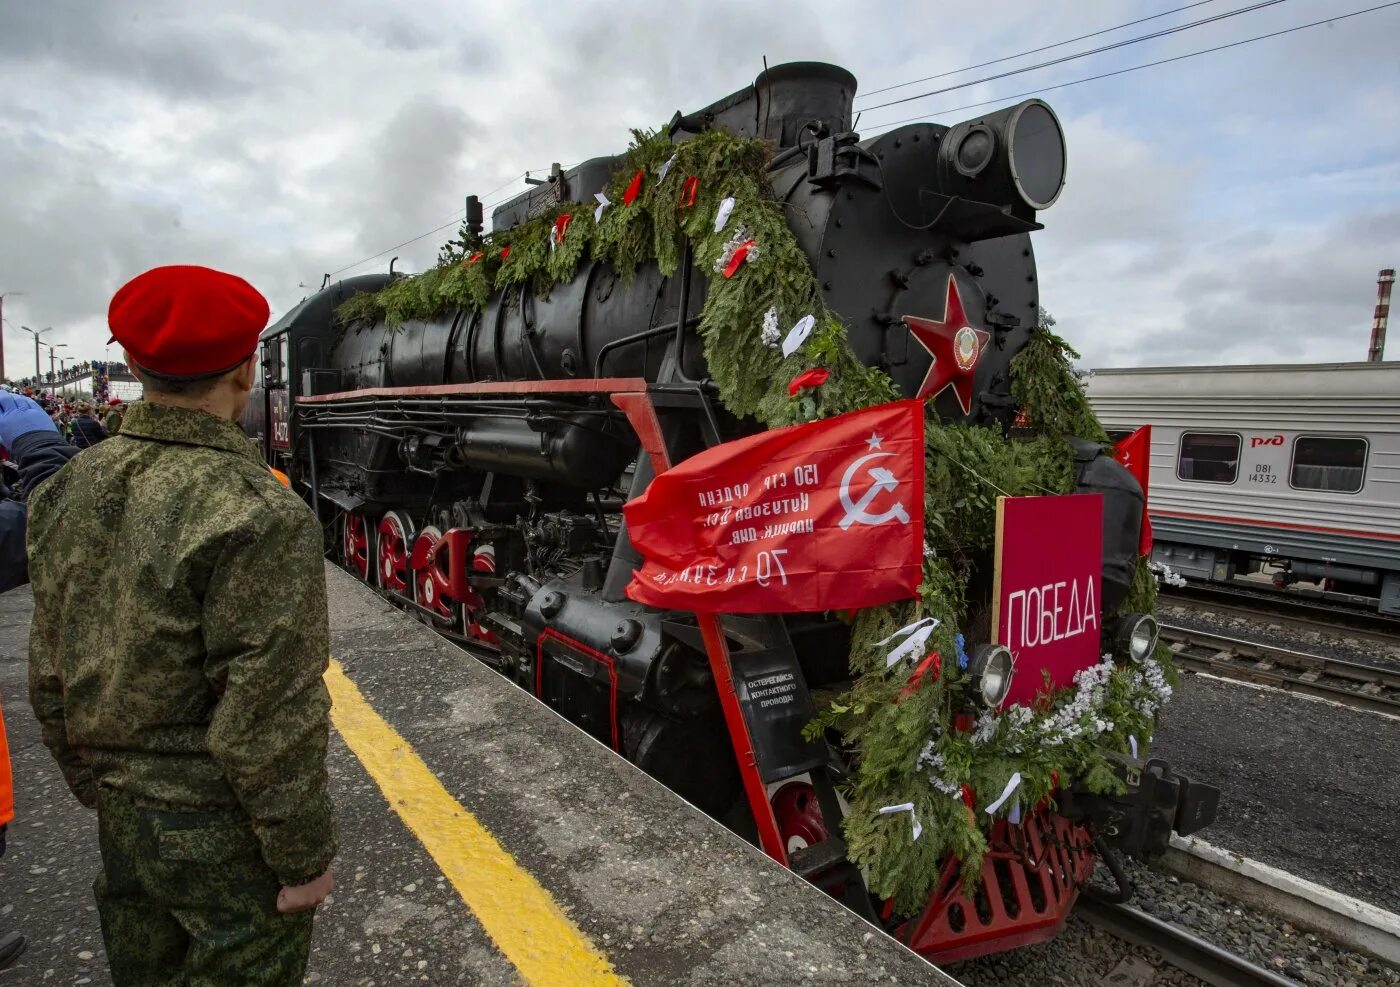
[877,803,923,842]
[781,314,816,358]
[657,153,677,184]
[1129,735,1139,759]
[876,616,940,669]
[593,191,611,224]
[1008,802,1022,825]
[984,772,1023,817]
[713,195,736,233]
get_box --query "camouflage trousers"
[93,789,315,986]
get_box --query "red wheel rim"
[343,511,370,581]
[412,526,455,622]
[377,512,413,595]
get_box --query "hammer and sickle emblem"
[839,452,911,530]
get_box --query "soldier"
[104,398,124,435]
[27,265,337,986]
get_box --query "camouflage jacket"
[26,401,336,885]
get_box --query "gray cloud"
[1,0,1396,377]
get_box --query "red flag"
[624,400,926,613]
[552,213,572,244]
[1113,425,1153,557]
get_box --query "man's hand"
[0,392,56,449]
[276,866,333,913]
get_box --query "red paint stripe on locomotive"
[1153,509,1400,542]
[297,378,651,403]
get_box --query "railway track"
[1159,624,1400,716]
[1161,581,1400,642]
[1076,896,1298,987]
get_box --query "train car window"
[1177,432,1240,484]
[279,335,291,382]
[1106,429,1136,443]
[1290,436,1367,494]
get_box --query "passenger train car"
[1086,362,1400,614]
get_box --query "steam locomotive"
[242,62,1215,963]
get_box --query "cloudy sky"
[1,0,1396,378]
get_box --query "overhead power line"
[858,0,1220,100]
[861,1,1400,136]
[858,0,1292,114]
[324,167,552,280]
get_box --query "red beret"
[108,265,269,377]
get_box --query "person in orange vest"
[0,698,24,968]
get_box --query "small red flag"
[623,169,644,206]
[722,240,755,279]
[500,246,511,260]
[553,213,572,245]
[788,368,830,396]
[464,251,484,266]
[1113,424,1154,557]
[624,400,926,613]
[679,176,699,208]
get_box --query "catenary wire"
[857,0,1220,100]
[857,0,1292,114]
[860,1,1400,137]
[324,167,552,279]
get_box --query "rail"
[1161,582,1400,641]
[1159,624,1400,716]
[1076,897,1299,987]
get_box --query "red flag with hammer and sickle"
[1113,424,1154,557]
[624,400,925,613]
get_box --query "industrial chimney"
[1370,268,1394,363]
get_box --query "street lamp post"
[0,290,24,383]
[48,343,69,396]
[20,325,48,381]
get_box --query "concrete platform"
[0,564,954,985]
[1152,673,1400,915]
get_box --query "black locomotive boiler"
[243,62,1212,962]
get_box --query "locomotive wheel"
[771,781,828,856]
[342,511,371,581]
[376,511,415,597]
[412,526,456,625]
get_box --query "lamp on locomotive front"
[934,98,1068,222]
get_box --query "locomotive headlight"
[1115,613,1160,662]
[969,644,1014,708]
[935,98,1067,219]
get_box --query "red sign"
[991,493,1103,708]
[1113,425,1152,556]
[624,400,925,613]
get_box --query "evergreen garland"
[335,127,1176,914]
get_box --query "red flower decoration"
[623,169,644,206]
[679,176,699,208]
[787,367,830,397]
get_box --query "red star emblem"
[901,274,992,415]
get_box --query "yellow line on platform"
[324,660,627,986]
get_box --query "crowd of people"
[7,359,132,393]
[0,389,124,461]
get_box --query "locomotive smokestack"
[1369,268,1394,363]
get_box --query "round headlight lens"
[1116,613,1160,662]
[971,644,1015,707]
